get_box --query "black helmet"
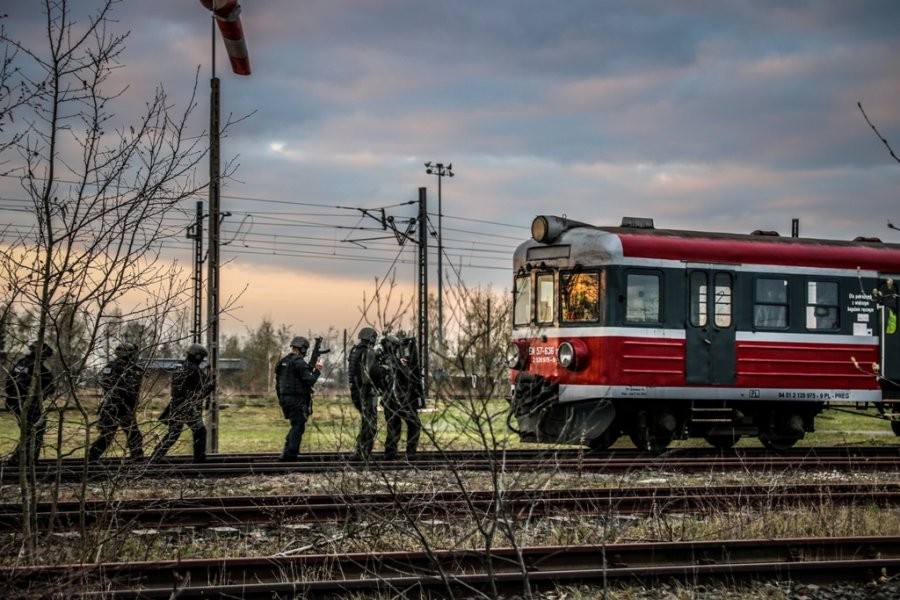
[114,342,139,359]
[382,334,400,349]
[290,336,310,354]
[185,343,208,363]
[28,341,53,358]
[358,327,378,344]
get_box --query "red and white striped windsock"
[199,0,251,76]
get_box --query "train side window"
[714,272,733,327]
[625,272,661,324]
[536,273,556,324]
[561,271,601,323]
[806,280,839,330]
[513,275,532,326]
[754,277,788,329]
[689,271,708,327]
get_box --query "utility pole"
[423,162,453,346]
[186,200,204,343]
[199,0,250,454]
[417,187,429,399]
[207,30,222,453]
[0,305,8,364]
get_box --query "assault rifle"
[305,337,330,417]
[309,336,331,369]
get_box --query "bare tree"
[232,318,293,394]
[357,272,417,337]
[0,0,212,559]
[449,285,512,400]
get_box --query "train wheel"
[888,403,900,436]
[629,408,676,453]
[758,433,799,451]
[629,431,672,453]
[759,412,804,451]
[588,428,620,452]
[704,434,741,449]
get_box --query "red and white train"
[507,215,900,451]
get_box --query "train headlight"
[532,215,567,243]
[557,339,589,370]
[557,341,576,369]
[506,341,524,370]
[531,215,588,244]
[531,216,551,243]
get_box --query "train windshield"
[513,275,531,325]
[536,273,555,324]
[514,270,605,326]
[561,271,602,322]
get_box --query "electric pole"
[199,0,250,454]
[186,200,204,343]
[417,187,429,399]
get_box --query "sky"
[2,0,899,342]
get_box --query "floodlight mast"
[424,161,454,348]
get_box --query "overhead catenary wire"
[0,222,516,273]
[1,181,526,343]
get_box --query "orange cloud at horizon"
[218,262,417,341]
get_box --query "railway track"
[3,536,898,598]
[3,447,898,597]
[1,482,897,531]
[2,446,900,482]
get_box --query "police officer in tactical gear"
[4,341,55,464]
[88,342,145,462]
[274,335,322,461]
[380,334,422,460]
[150,343,215,463]
[350,327,386,461]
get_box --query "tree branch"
[858,101,900,164]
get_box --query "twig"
[858,102,900,164]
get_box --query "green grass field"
[0,394,526,458]
[0,395,896,459]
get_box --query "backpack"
[274,354,289,400]
[347,343,365,387]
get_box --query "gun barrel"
[309,338,331,366]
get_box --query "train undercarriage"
[509,374,900,452]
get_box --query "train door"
[685,268,736,385]
[877,275,900,383]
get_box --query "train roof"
[516,216,900,273]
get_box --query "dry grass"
[7,465,897,566]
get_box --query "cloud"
[3,0,899,338]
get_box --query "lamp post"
[424,162,453,346]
